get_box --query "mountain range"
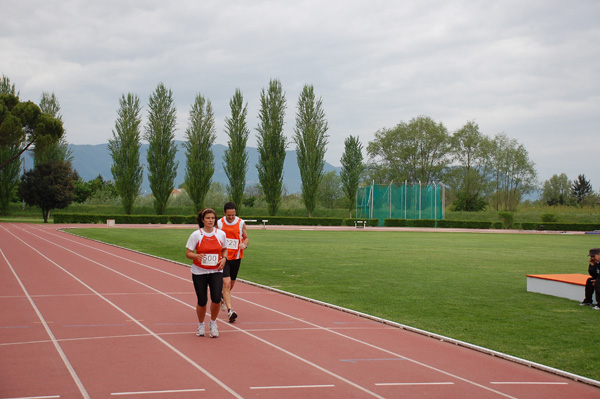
[67,142,341,194]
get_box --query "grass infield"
[69,227,600,381]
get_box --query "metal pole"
[404,180,407,219]
[419,181,422,219]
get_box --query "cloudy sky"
[2,0,599,189]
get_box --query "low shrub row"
[53,213,599,232]
[53,214,196,224]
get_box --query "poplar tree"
[36,92,72,165]
[256,79,287,216]
[184,93,216,212]
[108,93,143,214]
[223,89,250,209]
[145,83,178,215]
[340,135,365,217]
[293,84,328,217]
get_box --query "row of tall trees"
[366,116,537,211]
[108,79,364,217]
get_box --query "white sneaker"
[209,321,219,338]
[221,301,227,312]
[196,323,205,337]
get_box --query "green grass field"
[68,227,600,381]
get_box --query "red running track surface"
[1,223,599,399]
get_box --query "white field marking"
[0,249,91,399]
[111,388,205,395]
[2,226,245,399]
[20,225,387,399]
[375,382,454,386]
[250,384,335,390]
[490,382,569,385]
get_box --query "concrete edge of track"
[57,226,600,389]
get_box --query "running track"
[1,223,599,399]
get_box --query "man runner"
[217,201,248,322]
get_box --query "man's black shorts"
[222,258,242,280]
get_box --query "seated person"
[581,248,600,306]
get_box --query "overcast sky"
[2,0,599,189]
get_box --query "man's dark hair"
[223,201,237,212]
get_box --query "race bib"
[226,238,239,250]
[201,254,219,267]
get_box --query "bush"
[498,211,514,229]
[541,213,557,223]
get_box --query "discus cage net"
[356,182,445,226]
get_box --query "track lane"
[1,223,599,398]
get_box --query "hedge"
[53,213,372,227]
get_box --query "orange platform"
[526,273,588,301]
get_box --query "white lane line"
[1,396,61,399]
[490,381,568,385]
[2,226,244,399]
[375,382,454,386]
[111,388,205,395]
[22,225,387,399]
[0,249,91,399]
[250,384,335,390]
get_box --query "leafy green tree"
[183,93,216,212]
[0,76,64,171]
[317,170,343,209]
[256,79,287,216]
[340,135,365,217]
[448,121,491,211]
[571,174,593,205]
[223,88,250,209]
[144,83,178,215]
[72,171,92,203]
[366,115,451,184]
[0,76,21,215]
[293,84,328,217]
[541,173,572,206]
[18,161,75,222]
[108,93,143,214]
[488,133,537,211]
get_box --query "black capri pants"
[192,272,223,307]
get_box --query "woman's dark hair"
[197,208,217,228]
[223,201,237,212]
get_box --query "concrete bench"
[526,273,589,301]
[354,220,367,229]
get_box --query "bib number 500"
[202,254,219,267]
